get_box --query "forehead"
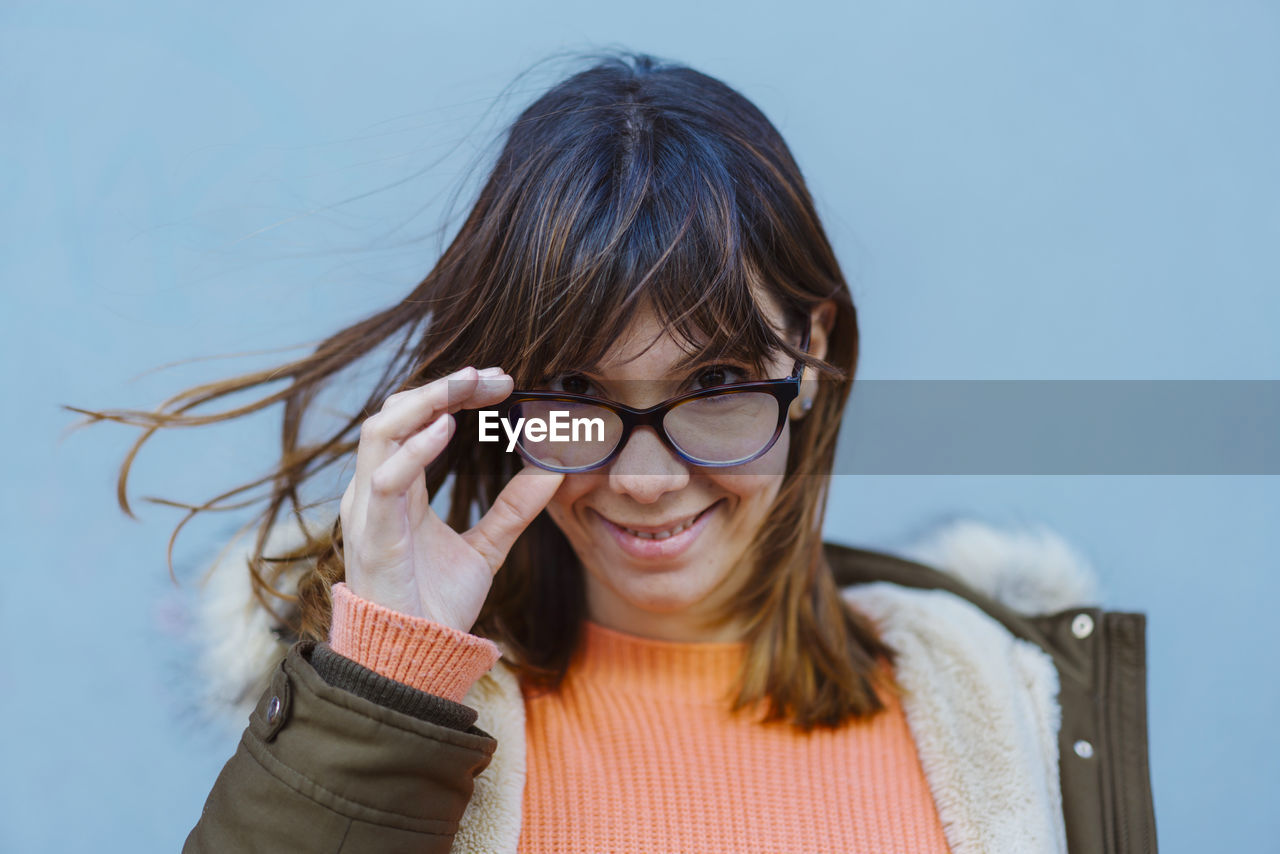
[589,295,789,375]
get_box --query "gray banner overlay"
[447,379,1279,475]
[834,380,1279,474]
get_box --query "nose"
[607,425,690,503]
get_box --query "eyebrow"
[563,350,769,381]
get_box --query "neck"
[584,602,749,644]
[582,568,753,643]
[585,614,749,643]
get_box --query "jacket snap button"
[1073,739,1094,759]
[1071,613,1094,639]
[267,695,282,724]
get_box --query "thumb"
[461,466,565,573]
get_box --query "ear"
[788,300,836,421]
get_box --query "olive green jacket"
[182,520,1157,853]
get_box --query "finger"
[350,369,472,516]
[377,368,512,441]
[349,367,505,525]
[461,465,565,574]
[364,413,456,532]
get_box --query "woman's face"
[541,298,828,642]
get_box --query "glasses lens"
[664,391,781,465]
[509,399,622,471]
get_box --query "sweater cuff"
[328,582,502,702]
[308,642,482,731]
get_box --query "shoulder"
[832,516,1105,684]
[830,516,1103,616]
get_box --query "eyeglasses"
[497,320,811,473]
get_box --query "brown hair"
[68,50,900,731]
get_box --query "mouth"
[615,511,703,539]
[594,500,724,560]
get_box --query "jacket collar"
[184,518,1101,854]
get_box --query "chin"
[599,562,721,613]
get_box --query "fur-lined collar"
[172,517,1101,854]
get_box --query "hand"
[338,366,564,633]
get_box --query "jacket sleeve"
[182,634,502,854]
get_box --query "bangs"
[485,114,810,384]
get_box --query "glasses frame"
[496,319,812,473]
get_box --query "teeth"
[622,514,698,540]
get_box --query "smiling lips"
[595,501,721,559]
[617,514,701,540]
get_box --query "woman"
[81,51,1155,852]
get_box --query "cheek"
[708,424,790,508]
[544,473,598,532]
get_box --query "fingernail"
[478,366,505,377]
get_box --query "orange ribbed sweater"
[328,582,952,853]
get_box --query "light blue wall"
[4,1,1277,851]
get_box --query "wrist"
[328,581,501,701]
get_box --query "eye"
[548,372,596,396]
[692,364,748,390]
